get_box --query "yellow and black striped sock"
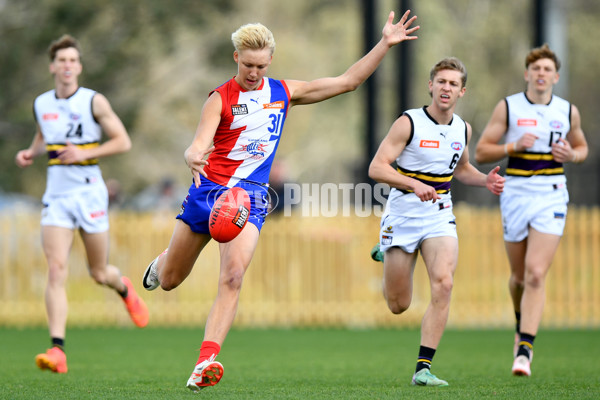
[516,332,535,359]
[415,345,436,373]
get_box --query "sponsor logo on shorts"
[383,225,393,234]
[231,104,248,115]
[517,119,537,127]
[381,235,392,245]
[553,212,565,219]
[420,140,439,148]
[263,101,285,109]
[90,210,106,219]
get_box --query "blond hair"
[429,57,468,88]
[231,23,276,54]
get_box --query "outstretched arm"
[287,10,419,106]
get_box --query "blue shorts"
[176,176,269,234]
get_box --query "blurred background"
[0,0,598,329]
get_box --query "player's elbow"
[474,148,486,164]
[368,162,380,182]
[120,135,132,153]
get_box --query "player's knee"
[432,275,454,298]
[220,266,245,292]
[159,275,181,291]
[47,261,68,283]
[89,269,107,285]
[524,268,545,289]
[385,294,411,314]
[387,300,410,315]
[510,274,524,289]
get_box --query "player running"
[475,44,588,377]
[15,34,148,374]
[369,57,504,386]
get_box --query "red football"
[209,187,251,243]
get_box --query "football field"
[2,327,598,399]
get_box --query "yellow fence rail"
[1,205,598,328]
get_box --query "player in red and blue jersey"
[142,11,420,391]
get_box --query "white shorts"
[379,209,457,254]
[41,184,109,233]
[500,186,569,242]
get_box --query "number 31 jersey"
[34,87,104,197]
[204,77,291,188]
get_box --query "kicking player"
[15,34,148,374]
[475,44,588,377]
[142,11,420,391]
[369,57,505,386]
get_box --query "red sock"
[197,341,221,365]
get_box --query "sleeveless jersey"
[34,87,104,196]
[385,107,468,217]
[504,92,570,194]
[204,77,291,187]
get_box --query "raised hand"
[382,10,420,47]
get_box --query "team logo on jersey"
[451,142,463,151]
[263,101,285,109]
[241,141,268,159]
[517,119,537,127]
[43,113,59,120]
[549,120,564,129]
[231,104,249,115]
[420,140,439,148]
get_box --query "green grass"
[2,327,599,399]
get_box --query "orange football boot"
[35,346,68,373]
[121,276,149,328]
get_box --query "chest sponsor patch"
[420,140,439,148]
[43,113,59,120]
[517,119,537,127]
[231,104,248,115]
[263,101,285,109]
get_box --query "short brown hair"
[48,34,81,61]
[525,43,560,71]
[429,57,468,88]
